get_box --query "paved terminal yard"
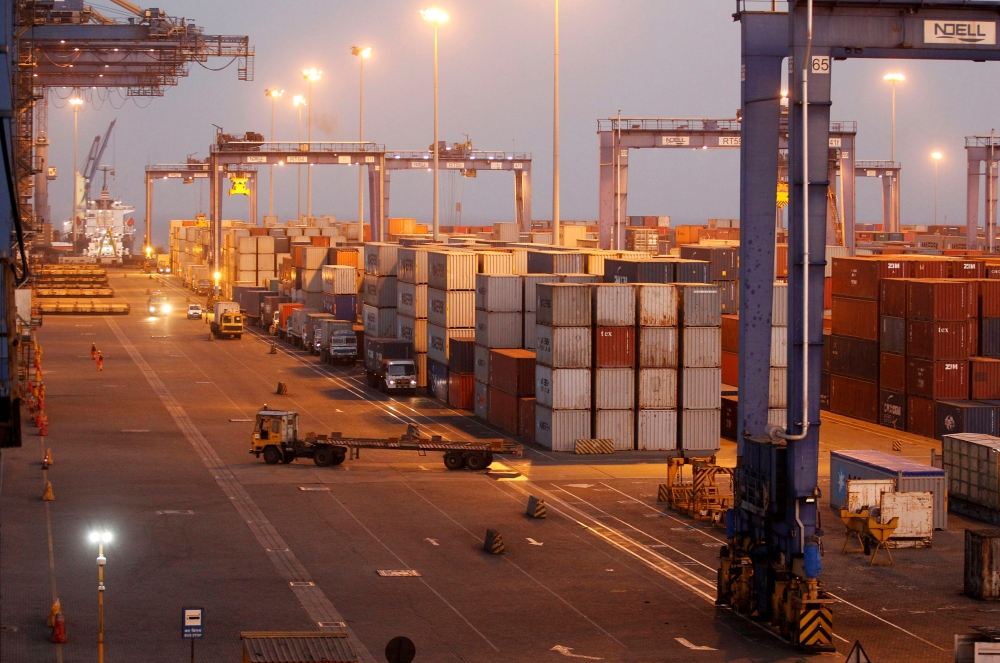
[1,270,992,663]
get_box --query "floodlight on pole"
[293,94,306,219]
[421,8,448,240]
[89,530,112,663]
[352,46,373,242]
[264,89,284,223]
[883,73,905,163]
[301,69,322,220]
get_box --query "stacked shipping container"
[678,284,722,454]
[396,247,429,388]
[426,250,477,400]
[593,284,637,450]
[636,284,679,450]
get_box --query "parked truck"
[275,302,302,340]
[287,308,317,348]
[209,301,243,339]
[364,337,416,394]
[304,312,335,355]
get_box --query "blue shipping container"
[322,294,357,321]
[427,358,449,401]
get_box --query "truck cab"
[210,302,243,339]
[147,292,171,315]
[328,330,358,364]
[380,359,417,394]
[251,409,299,464]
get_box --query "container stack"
[474,272,523,417]
[769,281,789,427]
[426,250,477,401]
[447,339,475,408]
[320,265,358,322]
[680,245,739,313]
[397,247,429,388]
[678,284,722,455]
[636,284,679,450]
[535,283,592,451]
[362,243,398,340]
[295,245,330,310]
[592,284,636,450]
[488,349,536,437]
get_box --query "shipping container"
[362,304,396,338]
[769,367,787,408]
[594,368,635,409]
[426,288,475,329]
[475,274,522,312]
[602,258,675,284]
[936,401,1000,440]
[714,280,739,314]
[488,386,520,433]
[820,371,831,410]
[638,368,678,409]
[490,349,536,397]
[983,318,1000,358]
[830,335,880,382]
[674,259,711,284]
[524,311,537,350]
[682,327,721,368]
[880,278,908,318]
[907,395,937,437]
[679,245,739,280]
[320,294,357,321]
[772,282,788,326]
[535,325,591,368]
[427,251,477,291]
[474,344,491,384]
[637,409,678,451]
[677,284,722,327]
[964,529,1000,600]
[321,264,357,295]
[680,409,721,454]
[880,352,906,393]
[907,258,950,279]
[831,256,907,300]
[881,316,906,355]
[639,326,679,368]
[722,351,739,386]
[478,251,514,276]
[595,326,635,367]
[906,357,969,400]
[721,315,739,353]
[770,326,788,368]
[595,410,635,451]
[396,282,428,319]
[830,449,947,529]
[523,275,559,313]
[832,296,879,341]
[427,358,449,401]
[907,280,971,322]
[536,366,591,410]
[972,357,1000,400]
[364,243,398,276]
[535,406,591,451]
[637,284,679,326]
[682,367,721,409]
[906,319,970,361]
[879,389,907,430]
[448,338,476,374]
[527,251,584,275]
[426,324,475,366]
[830,374,879,422]
[397,247,429,284]
[536,283,592,327]
[979,279,1000,317]
[592,284,636,326]
[474,380,489,420]
[362,274,397,308]
[519,397,536,440]
[475,310,523,349]
[448,372,475,409]
[943,433,1000,511]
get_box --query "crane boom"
[82,120,116,201]
[108,0,145,17]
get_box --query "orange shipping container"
[415,223,429,234]
[310,236,331,248]
[388,218,417,235]
[518,397,535,441]
[448,373,475,410]
[676,225,701,245]
[721,350,739,386]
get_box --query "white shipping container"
[638,410,678,451]
[364,243,399,276]
[427,251,476,291]
[592,284,636,326]
[524,311,537,350]
[426,323,476,365]
[639,327,678,368]
[237,236,257,254]
[475,310,523,349]
[493,221,519,242]
[238,253,257,271]
[595,368,635,409]
[322,265,357,295]
[397,247,429,284]
[535,325,591,368]
[362,304,397,338]
[638,368,678,409]
[523,274,559,312]
[772,282,788,326]
[638,284,679,326]
[536,284,592,327]
[427,288,475,328]
[474,380,489,420]
[535,406,591,452]
[682,327,721,368]
[474,344,490,384]
[595,410,634,451]
[535,366,591,410]
[509,249,528,275]
[682,367,722,409]
[475,274,522,312]
[257,254,275,272]
[768,408,787,429]
[362,275,396,307]
[478,251,514,275]
[397,282,428,319]
[771,326,788,368]
[257,235,275,253]
[397,315,428,353]
[769,367,787,408]
[237,269,257,284]
[681,409,721,453]
[301,247,328,271]
[826,245,850,278]
[678,284,722,327]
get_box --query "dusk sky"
[44,1,1000,246]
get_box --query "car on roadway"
[187,304,203,320]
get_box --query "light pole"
[302,68,322,221]
[932,151,942,225]
[422,8,448,241]
[213,270,221,299]
[293,94,306,220]
[352,46,372,243]
[69,96,83,248]
[88,530,112,663]
[264,88,283,225]
[552,0,560,246]
[883,73,905,163]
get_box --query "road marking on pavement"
[104,317,377,663]
[195,381,213,384]
[318,621,346,628]
[675,638,716,651]
[290,581,315,587]
[299,487,330,491]
[377,570,421,577]
[419,466,429,471]
[155,510,194,515]
[121,429,150,433]
[424,538,439,546]
[229,418,253,422]
[335,409,344,413]
[150,335,168,338]
[551,645,602,659]
[527,538,544,546]
[566,483,594,488]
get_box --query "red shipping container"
[831,297,879,341]
[489,349,536,397]
[447,373,475,410]
[721,315,739,353]
[906,280,970,322]
[971,357,1000,400]
[880,279,908,318]
[980,279,1000,318]
[518,397,536,441]
[907,258,950,279]
[906,357,968,400]
[987,263,1000,279]
[880,352,906,393]
[487,386,519,433]
[824,277,832,310]
[830,374,879,423]
[310,236,331,248]
[832,257,905,300]
[722,351,739,387]
[951,259,985,279]
[595,326,635,367]
[906,319,971,360]
[907,396,936,438]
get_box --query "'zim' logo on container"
[925,20,996,45]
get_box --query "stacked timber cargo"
[678,284,722,455]
[535,284,592,451]
[426,250,476,401]
[593,284,636,450]
[397,247,429,389]
[680,245,739,313]
[474,271,523,417]
[363,243,398,340]
[636,284,679,450]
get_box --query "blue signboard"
[182,608,204,639]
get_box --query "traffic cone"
[40,420,48,437]
[34,412,41,428]
[42,449,52,468]
[50,612,67,643]
[42,481,54,501]
[46,598,61,627]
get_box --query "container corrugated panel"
[980,279,1000,317]
[769,367,787,408]
[682,327,721,368]
[475,274,522,312]
[906,357,969,400]
[830,374,879,423]
[942,433,1000,510]
[363,275,397,308]
[396,315,428,353]
[638,368,678,409]
[524,311,537,350]
[831,296,879,341]
[364,243,398,276]
[413,352,428,388]
[907,396,936,437]
[637,284,679,326]
[523,275,560,312]
[722,315,739,353]
[772,282,788,326]
[397,282,428,319]
[448,372,475,409]
[881,316,906,355]
[984,318,1000,358]
[363,304,397,338]
[487,386,520,433]
[595,327,635,367]
[397,247,429,284]
[536,283,592,326]
[535,366,591,410]
[907,280,971,321]
[448,338,476,374]
[602,258,674,284]
[830,335,880,382]
[426,324,475,366]
[680,409,721,454]
[527,251,585,274]
[474,380,489,420]
[427,251,477,291]
[679,245,739,280]
[880,278,908,318]
[879,389,906,430]
[683,367,722,409]
[535,406,591,452]
[770,326,788,368]
[509,249,528,276]
[592,284,636,326]
[831,256,906,299]
[831,449,948,529]
[637,410,678,450]
[595,410,635,451]
[964,529,1000,600]
[475,344,491,384]
[972,357,1000,400]
[674,259,711,284]
[478,251,514,276]
[321,265,357,295]
[825,246,850,278]
[880,352,906,393]
[595,368,635,409]
[678,284,722,327]
[427,288,475,328]
[490,349,536,397]
[475,310,523,349]
[519,397,536,440]
[640,327,678,368]
[936,400,1000,440]
[907,319,970,360]
[714,280,739,314]
[535,325,591,367]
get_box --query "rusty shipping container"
[831,297,879,341]
[518,397,536,441]
[640,327,678,368]
[907,357,969,400]
[489,349,536,397]
[592,284,636,326]
[637,284,679,326]
[830,335,880,382]
[907,280,971,322]
[682,327,721,368]
[678,284,722,327]
[595,410,635,451]
[831,256,907,300]
[595,368,635,409]
[830,374,879,423]
[880,352,906,393]
[879,389,907,430]
[880,278,908,318]
[972,357,1000,400]
[907,396,936,437]
[964,529,1000,601]
[638,368,678,409]
[536,283,592,327]
[906,319,971,360]
[448,372,475,410]
[637,409,678,451]
[487,386,520,433]
[881,316,906,355]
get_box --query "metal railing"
[966,136,1000,148]
[599,118,857,134]
[385,150,531,161]
[211,141,385,154]
[855,160,900,170]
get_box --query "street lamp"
[264,88,284,224]
[421,8,448,240]
[301,68,322,221]
[883,73,905,163]
[552,0,560,246]
[293,94,306,220]
[69,97,84,248]
[351,46,372,243]
[932,151,943,225]
[88,530,112,663]
[213,270,221,298]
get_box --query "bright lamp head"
[421,7,449,23]
[89,531,112,544]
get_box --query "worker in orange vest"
[96,352,104,372]
[90,342,97,360]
